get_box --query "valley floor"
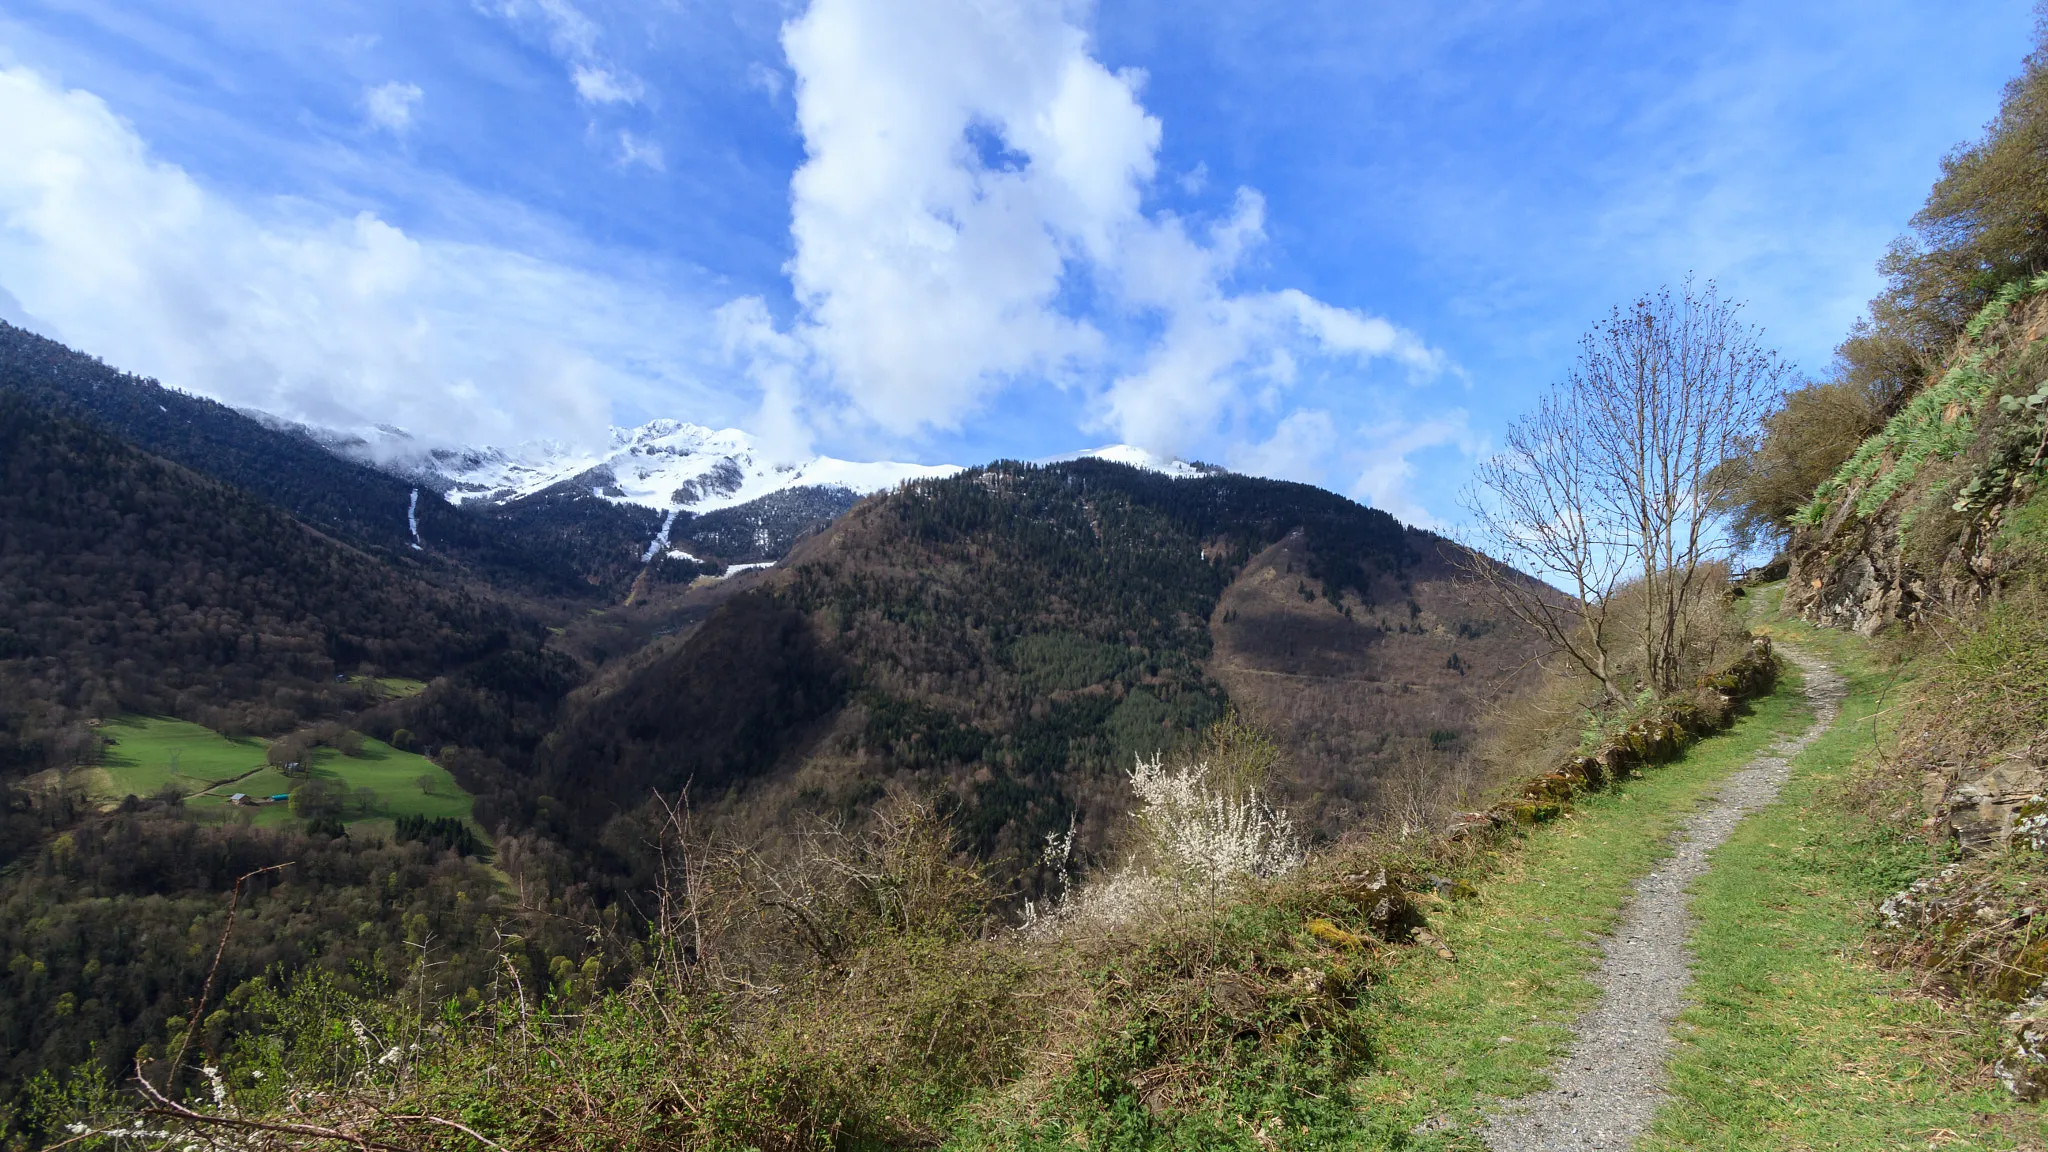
[1330,601,2041,1151]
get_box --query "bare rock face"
[1782,502,1994,637]
[2000,993,2048,1101]
[1787,543,1903,636]
[1939,750,2047,854]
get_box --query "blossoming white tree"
[1025,750,1304,933]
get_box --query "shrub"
[1716,375,1895,550]
[1027,740,1304,935]
[1128,752,1303,890]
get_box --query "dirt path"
[1481,646,1845,1151]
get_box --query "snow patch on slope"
[430,420,961,513]
[1037,444,1221,479]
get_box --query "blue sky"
[0,0,2034,527]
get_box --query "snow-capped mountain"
[280,414,1228,572]
[317,419,964,514]
[1040,444,1222,478]
[333,422,1215,516]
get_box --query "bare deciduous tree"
[1463,279,1787,699]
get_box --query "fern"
[1796,274,2048,529]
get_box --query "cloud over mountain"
[0,64,719,449]
[741,0,1443,462]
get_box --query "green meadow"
[95,715,268,797]
[90,715,477,835]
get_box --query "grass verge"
[1333,662,1816,1149]
[1640,592,2044,1150]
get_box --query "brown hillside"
[408,461,1556,889]
[1210,529,1548,830]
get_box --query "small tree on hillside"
[1462,279,1787,699]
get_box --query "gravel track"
[1480,646,1845,1151]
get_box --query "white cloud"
[482,0,644,106]
[574,66,642,106]
[1229,409,1338,485]
[717,296,815,464]
[0,64,721,448]
[364,80,423,133]
[759,0,1445,463]
[746,61,787,101]
[1344,411,1482,529]
[617,129,664,170]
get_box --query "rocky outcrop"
[1878,859,2048,1100]
[1785,288,2048,634]
[1934,748,2046,854]
[2001,994,2048,1102]
[1784,507,2001,637]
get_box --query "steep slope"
[1788,280,2048,634]
[444,460,1541,876]
[0,321,426,556]
[1209,528,1550,830]
[0,322,649,598]
[0,392,522,773]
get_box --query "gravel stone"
[1481,647,1845,1151]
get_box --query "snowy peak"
[1040,444,1222,479]
[425,420,962,514]
[294,415,1221,524]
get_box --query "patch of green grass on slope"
[1641,589,2042,1151]
[93,716,477,836]
[182,737,477,831]
[1335,664,1816,1149]
[95,715,268,796]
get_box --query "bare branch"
[1462,278,1787,697]
[164,861,295,1096]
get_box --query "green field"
[95,715,269,798]
[354,675,428,699]
[90,715,478,835]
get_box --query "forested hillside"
[397,459,1541,893]
[0,399,615,1132]
[0,347,1555,1138]
[0,393,520,774]
[0,323,666,599]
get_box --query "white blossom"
[1024,753,1303,935]
[1128,753,1303,888]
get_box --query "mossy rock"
[1522,773,1577,802]
[1504,801,1563,825]
[1994,937,2048,1002]
[1304,917,1371,952]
